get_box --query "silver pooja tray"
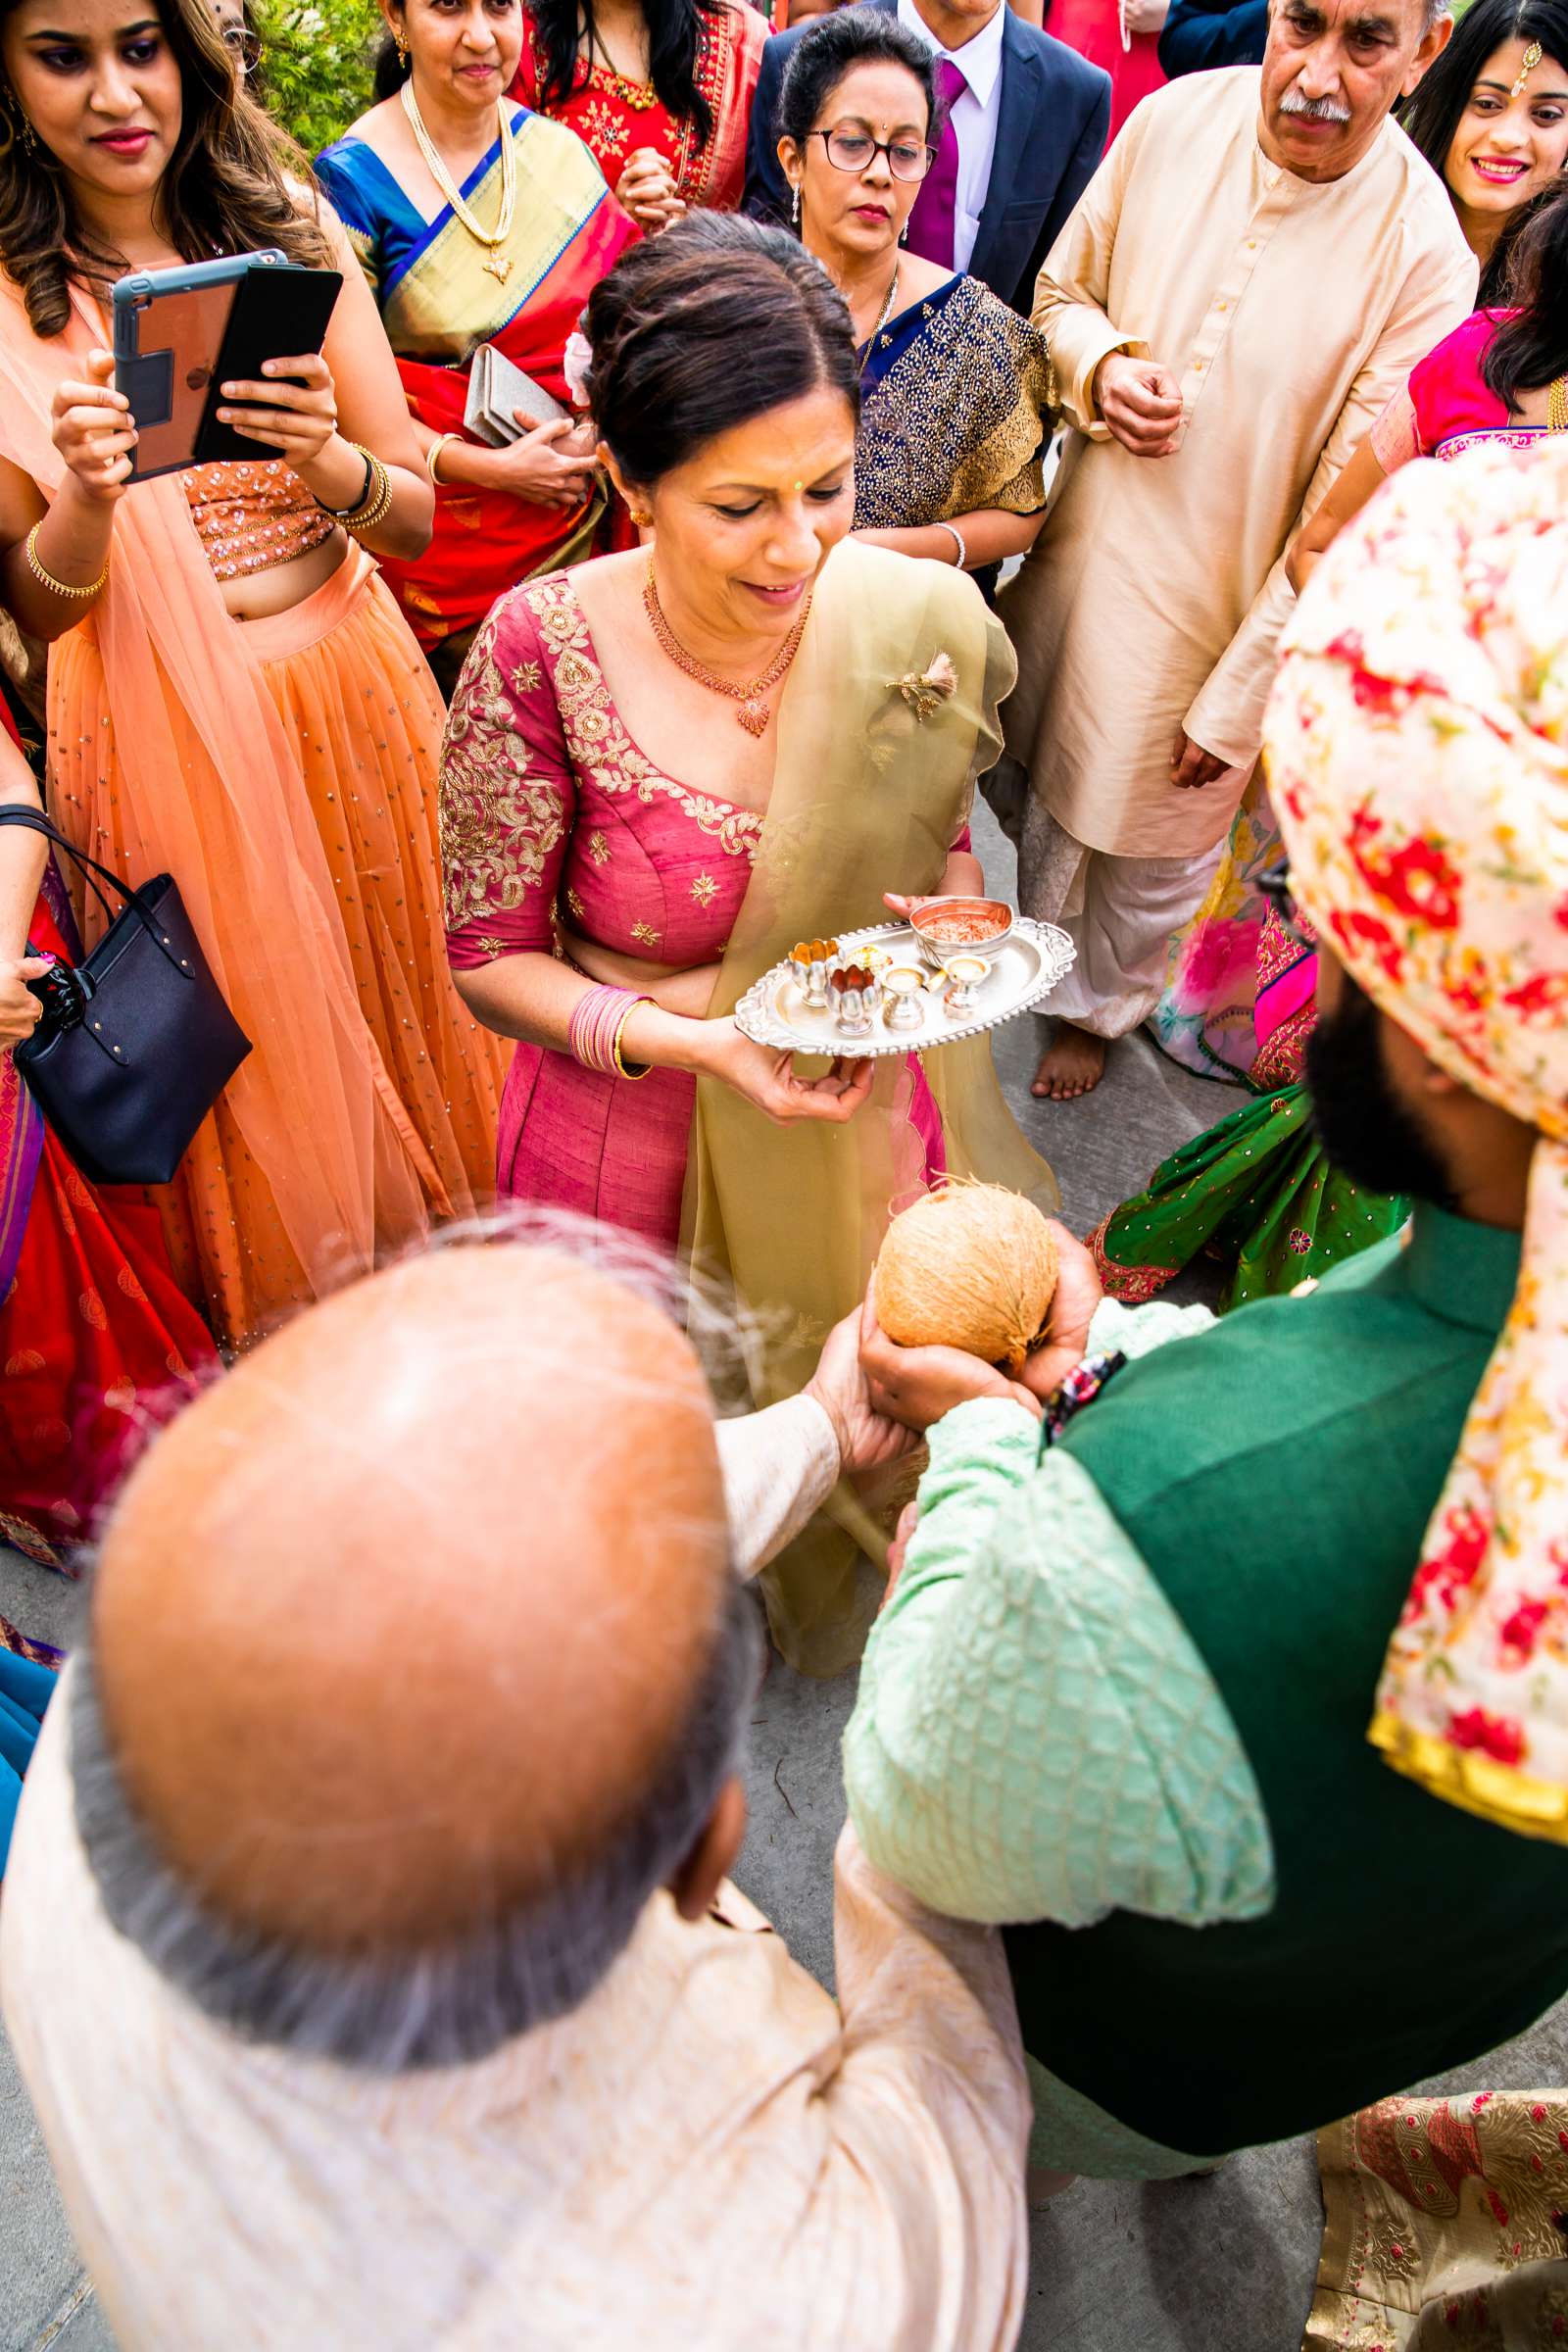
[734,916,1076,1058]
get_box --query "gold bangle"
[426,432,458,486]
[323,443,393,537]
[341,453,393,539]
[24,522,107,602]
[611,999,652,1081]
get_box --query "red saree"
[0,706,219,1569]
[512,2,764,211]
[317,111,639,656]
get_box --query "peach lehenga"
[0,277,505,1348]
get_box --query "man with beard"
[997,0,1476,1101]
[845,441,1568,2183]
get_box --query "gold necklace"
[400,80,516,282]
[643,560,810,736]
[854,265,900,372]
[586,38,657,108]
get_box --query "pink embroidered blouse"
[441,571,762,1244]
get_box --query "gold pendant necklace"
[643,560,810,736]
[400,80,516,280]
[854,265,900,374]
[585,31,657,107]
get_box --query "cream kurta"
[1001,68,1476,860]
[2,1679,1030,2352]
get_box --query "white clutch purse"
[464,343,569,445]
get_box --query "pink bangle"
[568,984,652,1077]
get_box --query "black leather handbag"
[1,807,251,1186]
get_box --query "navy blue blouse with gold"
[853,272,1056,532]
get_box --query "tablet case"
[464,342,568,445]
[114,251,344,481]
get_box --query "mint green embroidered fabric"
[839,1297,1275,2180]
[843,1328,1275,1935]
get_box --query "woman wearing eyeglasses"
[776,10,1053,578]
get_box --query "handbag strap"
[0,806,190,977]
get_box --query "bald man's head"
[74,1231,757,2069]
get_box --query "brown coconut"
[872,1182,1058,1375]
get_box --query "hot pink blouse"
[1370,311,1546,471]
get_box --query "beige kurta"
[2,1679,1030,2352]
[1001,68,1477,860]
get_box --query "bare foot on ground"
[1031,1024,1107,1101]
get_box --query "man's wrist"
[799,1377,849,1470]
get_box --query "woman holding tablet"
[0,0,505,1348]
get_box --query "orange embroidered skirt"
[50,548,507,1346]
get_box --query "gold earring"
[0,87,30,156]
[630,506,652,527]
[393,24,410,64]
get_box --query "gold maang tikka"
[1511,39,1544,96]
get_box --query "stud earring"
[790,183,800,228]
[630,506,652,527]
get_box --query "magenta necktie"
[904,57,968,270]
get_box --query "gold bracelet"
[24,522,107,602]
[426,432,458,486]
[323,443,393,538]
[342,454,393,540]
[611,999,652,1081]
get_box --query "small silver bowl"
[881,963,926,1032]
[908,895,1015,970]
[832,981,876,1037]
[942,954,992,1018]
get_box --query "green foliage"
[252,0,378,157]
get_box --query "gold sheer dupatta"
[679,538,1057,1674]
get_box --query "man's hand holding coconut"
[858,1183,1102,1434]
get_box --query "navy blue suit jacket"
[741,2,1111,317]
[1157,0,1268,77]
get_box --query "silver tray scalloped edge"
[734,916,1076,1058]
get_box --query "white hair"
[72,1584,760,2073]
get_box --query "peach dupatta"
[0,276,438,1344]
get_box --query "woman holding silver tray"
[442,214,1055,1673]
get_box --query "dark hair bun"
[583,213,859,488]
[777,4,942,150]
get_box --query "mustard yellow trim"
[1369,1709,1568,1843]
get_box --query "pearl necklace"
[400,80,516,282]
[643,561,810,736]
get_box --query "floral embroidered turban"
[1264,439,1568,1842]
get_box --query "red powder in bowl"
[915,906,1008,946]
